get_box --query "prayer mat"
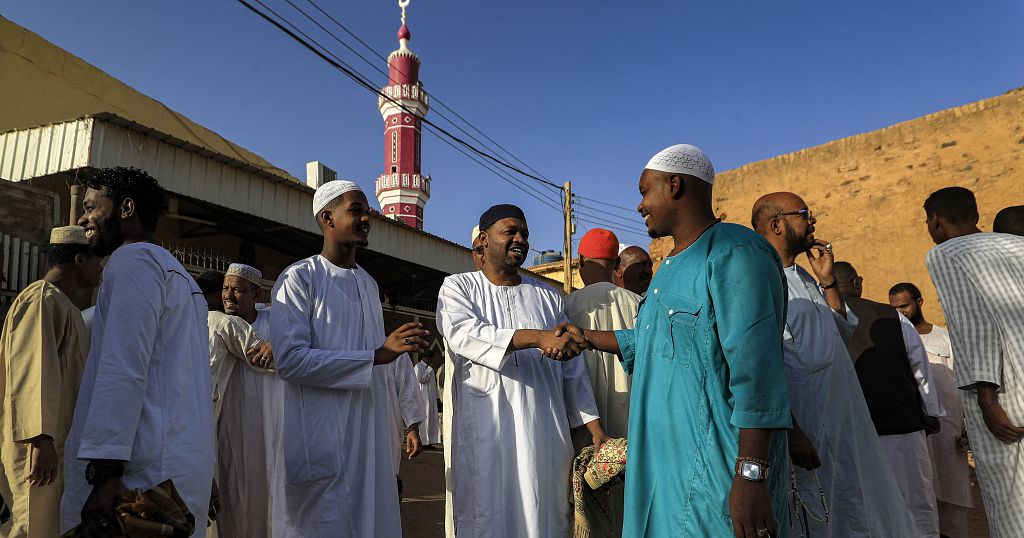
[572,437,627,538]
[62,479,195,537]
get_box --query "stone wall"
[651,88,1024,324]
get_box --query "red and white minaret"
[375,0,430,230]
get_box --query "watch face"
[741,461,763,480]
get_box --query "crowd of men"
[0,146,1021,537]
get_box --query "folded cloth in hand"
[62,479,195,537]
[571,437,627,538]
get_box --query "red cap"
[578,229,619,260]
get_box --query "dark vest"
[844,296,927,436]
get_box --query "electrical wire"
[239,0,564,214]
[240,0,648,234]
[237,0,563,192]
[300,0,563,192]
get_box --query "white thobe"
[61,243,214,535]
[875,314,943,538]
[270,256,400,537]
[208,310,274,538]
[414,362,441,445]
[438,271,599,538]
[920,325,972,538]
[782,265,915,537]
[251,308,292,538]
[382,355,425,474]
[927,232,1024,537]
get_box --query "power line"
[241,0,646,236]
[237,0,563,192]
[300,0,563,192]
[289,0,564,197]
[574,194,639,214]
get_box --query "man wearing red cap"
[564,228,641,534]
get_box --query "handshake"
[536,323,592,361]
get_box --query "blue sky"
[4,1,1021,253]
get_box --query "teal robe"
[615,223,792,537]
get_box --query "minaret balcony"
[378,84,429,116]
[375,173,431,197]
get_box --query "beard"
[783,224,813,255]
[91,213,125,257]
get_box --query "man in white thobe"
[890,281,973,538]
[834,262,943,537]
[413,357,441,447]
[563,228,639,536]
[923,186,1024,537]
[209,263,278,538]
[381,355,425,480]
[754,192,916,536]
[439,204,605,537]
[270,180,428,537]
[62,167,214,535]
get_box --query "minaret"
[375,0,430,229]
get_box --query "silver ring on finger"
[403,337,411,345]
[756,529,769,537]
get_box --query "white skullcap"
[644,144,715,184]
[312,180,363,216]
[471,225,480,245]
[225,263,262,285]
[50,225,89,245]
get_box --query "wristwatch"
[85,460,125,485]
[735,457,769,482]
[820,279,838,290]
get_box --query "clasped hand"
[538,323,590,360]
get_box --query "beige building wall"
[650,87,1024,325]
[528,259,583,291]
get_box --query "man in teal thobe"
[569,144,792,537]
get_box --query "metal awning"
[0,113,479,276]
[0,114,562,292]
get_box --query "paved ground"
[400,445,446,538]
[399,444,993,537]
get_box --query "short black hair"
[196,270,225,296]
[85,167,169,231]
[46,244,92,267]
[923,187,978,225]
[993,205,1024,236]
[889,282,922,301]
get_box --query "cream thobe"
[926,232,1024,538]
[61,243,214,535]
[920,325,972,538]
[0,281,87,538]
[208,310,273,538]
[439,271,599,538]
[413,362,441,446]
[563,281,639,537]
[270,256,400,537]
[782,264,915,537]
[563,281,639,441]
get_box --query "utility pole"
[562,181,573,294]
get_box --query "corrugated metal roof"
[0,115,561,288]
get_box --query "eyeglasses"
[774,209,813,221]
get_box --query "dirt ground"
[399,444,993,537]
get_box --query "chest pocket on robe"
[655,293,702,368]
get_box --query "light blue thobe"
[615,223,792,537]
